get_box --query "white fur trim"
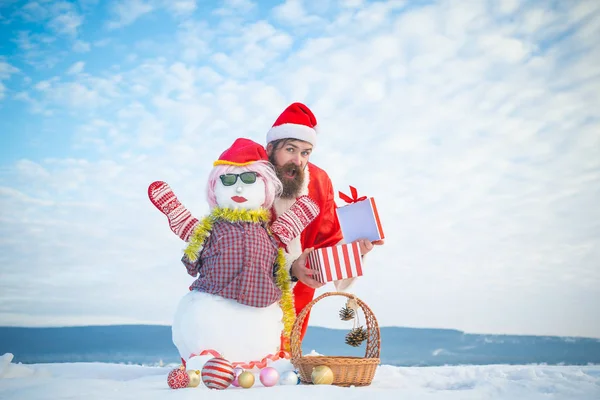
[267,123,317,146]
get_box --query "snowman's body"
[172,290,283,365]
[171,213,284,366]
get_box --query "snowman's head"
[207,161,281,210]
[206,138,282,210]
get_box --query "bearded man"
[265,102,383,341]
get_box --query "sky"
[0,0,599,339]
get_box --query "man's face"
[267,139,313,199]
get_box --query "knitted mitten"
[148,181,199,242]
[271,195,320,245]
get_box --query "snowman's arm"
[148,181,200,242]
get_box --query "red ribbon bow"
[339,186,367,204]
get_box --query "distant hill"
[1,325,599,366]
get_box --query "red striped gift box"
[307,242,364,283]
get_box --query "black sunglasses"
[219,172,258,186]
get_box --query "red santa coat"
[272,162,344,340]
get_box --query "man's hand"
[291,247,324,289]
[357,238,385,256]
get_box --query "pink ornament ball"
[167,367,190,389]
[259,367,280,387]
[201,357,235,390]
[231,367,244,387]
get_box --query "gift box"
[307,242,364,283]
[336,186,385,243]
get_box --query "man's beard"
[270,156,305,199]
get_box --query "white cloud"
[18,1,51,21]
[339,0,364,8]
[0,57,19,100]
[0,186,53,206]
[34,80,51,91]
[73,40,91,52]
[0,57,19,80]
[14,31,65,69]
[93,38,111,47]
[106,0,154,30]
[15,159,52,180]
[22,73,123,114]
[478,34,532,63]
[18,1,84,36]
[213,0,256,16]
[48,6,83,36]
[272,0,322,26]
[163,0,197,16]
[499,0,520,14]
[67,61,85,75]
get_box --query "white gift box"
[336,188,385,243]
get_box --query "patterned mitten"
[271,195,320,245]
[148,181,199,242]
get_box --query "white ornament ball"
[279,370,300,385]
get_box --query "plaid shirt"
[181,220,281,308]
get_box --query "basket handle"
[290,291,381,360]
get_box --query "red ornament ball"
[201,357,235,390]
[167,367,190,389]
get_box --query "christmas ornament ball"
[259,367,279,387]
[279,370,300,385]
[311,365,334,385]
[201,357,235,390]
[167,366,190,389]
[187,370,201,387]
[231,367,244,387]
[238,371,255,388]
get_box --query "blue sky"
[1,0,599,338]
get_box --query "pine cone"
[345,326,368,347]
[339,305,355,321]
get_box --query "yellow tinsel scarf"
[183,207,295,352]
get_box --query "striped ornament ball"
[201,357,235,390]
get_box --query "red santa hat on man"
[266,102,318,146]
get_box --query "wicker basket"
[290,292,381,387]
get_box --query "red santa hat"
[266,102,318,147]
[213,138,268,166]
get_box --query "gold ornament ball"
[187,370,201,388]
[311,365,334,385]
[238,371,255,388]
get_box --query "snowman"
[148,138,320,372]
